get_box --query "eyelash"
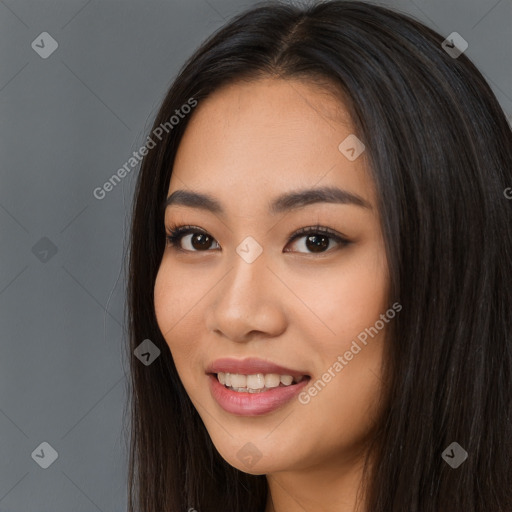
[165,223,351,254]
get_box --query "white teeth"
[246,374,265,389]
[216,372,305,392]
[264,373,281,388]
[280,375,293,386]
[230,373,247,388]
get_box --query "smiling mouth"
[210,372,310,393]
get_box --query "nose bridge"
[226,235,268,302]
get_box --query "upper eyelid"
[165,224,345,240]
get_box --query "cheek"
[320,250,389,429]
[298,244,389,346]
[153,262,201,376]
[337,261,389,338]
[154,256,203,337]
[295,244,389,411]
[153,263,173,338]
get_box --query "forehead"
[168,77,375,214]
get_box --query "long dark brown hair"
[124,1,512,510]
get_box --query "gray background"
[0,0,510,510]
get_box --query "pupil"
[192,233,211,250]
[306,234,328,252]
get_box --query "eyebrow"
[163,186,372,215]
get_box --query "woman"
[126,1,512,511]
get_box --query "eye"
[285,225,351,254]
[165,225,220,252]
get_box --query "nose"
[204,247,287,343]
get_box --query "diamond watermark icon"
[236,236,263,264]
[338,134,365,161]
[237,442,262,469]
[441,32,468,59]
[134,338,161,366]
[31,442,58,469]
[31,32,59,59]
[32,237,58,263]
[441,441,468,468]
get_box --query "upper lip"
[206,357,311,379]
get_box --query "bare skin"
[154,76,391,512]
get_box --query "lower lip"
[207,374,310,416]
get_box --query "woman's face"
[154,77,390,475]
